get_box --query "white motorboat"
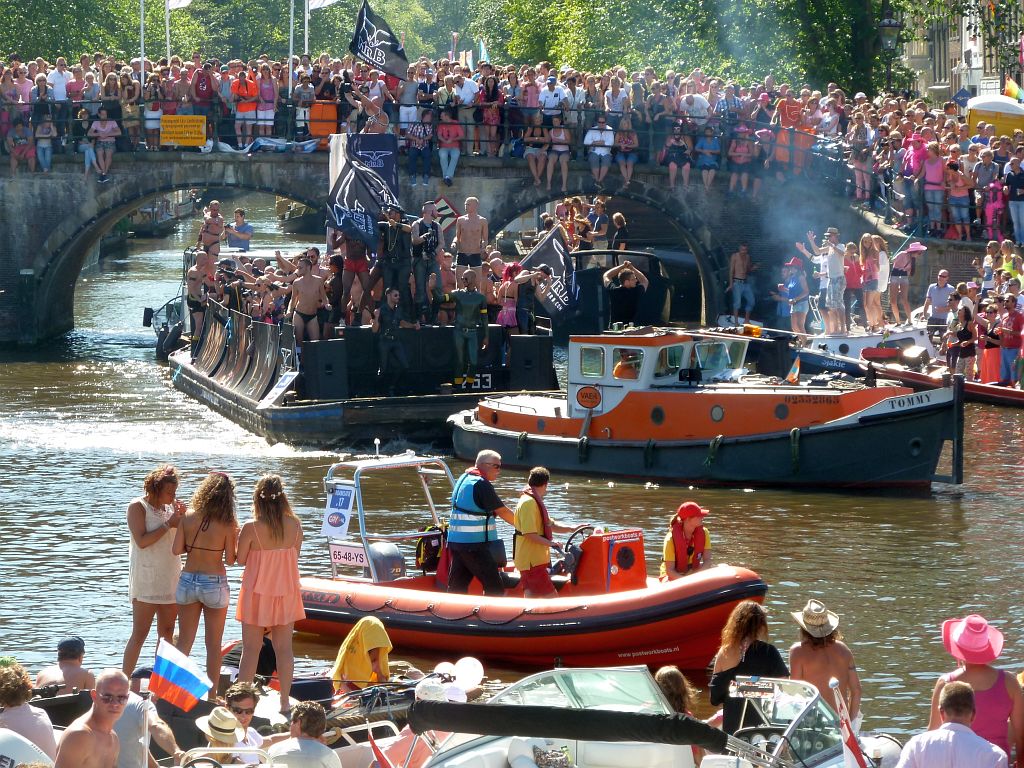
[403,667,902,768]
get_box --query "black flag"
[519,225,578,319]
[348,0,409,81]
[349,132,399,197]
[327,133,401,249]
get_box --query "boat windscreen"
[408,701,729,754]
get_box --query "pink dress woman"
[235,525,305,628]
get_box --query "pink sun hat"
[942,614,1004,664]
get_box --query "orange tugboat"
[449,328,964,489]
[296,454,766,670]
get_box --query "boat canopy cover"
[407,701,729,753]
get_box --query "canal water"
[1,192,1023,735]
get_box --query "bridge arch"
[481,179,729,322]
[21,153,331,343]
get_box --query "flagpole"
[165,0,171,60]
[288,0,295,97]
[140,0,145,78]
[304,0,309,56]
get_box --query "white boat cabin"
[566,329,751,417]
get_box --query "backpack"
[415,523,446,573]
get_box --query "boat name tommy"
[887,393,932,410]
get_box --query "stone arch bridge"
[0,151,857,344]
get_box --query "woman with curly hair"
[236,474,305,711]
[122,464,185,677]
[708,600,788,734]
[172,471,238,693]
[0,661,58,759]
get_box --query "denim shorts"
[176,572,229,609]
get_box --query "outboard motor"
[162,322,185,357]
[156,323,170,361]
[362,542,406,582]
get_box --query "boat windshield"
[489,667,669,714]
[735,679,843,765]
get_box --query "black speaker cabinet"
[301,339,349,400]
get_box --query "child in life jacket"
[659,501,712,581]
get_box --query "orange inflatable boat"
[295,455,766,670]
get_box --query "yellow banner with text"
[160,115,207,147]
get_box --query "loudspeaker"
[410,325,455,372]
[301,339,350,400]
[509,335,555,390]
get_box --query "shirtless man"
[54,668,130,768]
[726,242,757,325]
[434,251,458,326]
[289,257,329,349]
[185,251,209,339]
[197,200,225,259]
[789,599,862,725]
[454,197,489,283]
[36,636,96,694]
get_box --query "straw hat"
[942,615,1004,665]
[196,706,245,743]
[791,599,840,638]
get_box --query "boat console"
[574,528,647,593]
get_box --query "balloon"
[453,656,484,689]
[433,661,456,676]
[444,684,468,703]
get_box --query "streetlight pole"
[879,2,903,95]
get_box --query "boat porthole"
[909,437,922,457]
[710,405,725,422]
[489,411,498,425]
[651,406,665,425]
[536,418,546,432]
[838,343,850,355]
[774,403,789,420]
[616,546,636,570]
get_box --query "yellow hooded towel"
[330,616,393,692]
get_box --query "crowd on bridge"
[0,46,954,200]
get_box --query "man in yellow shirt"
[513,467,575,598]
[659,501,712,580]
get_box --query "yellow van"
[966,95,1024,138]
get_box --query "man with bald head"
[55,668,130,768]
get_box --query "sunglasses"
[229,705,255,715]
[98,693,130,704]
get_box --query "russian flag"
[150,638,213,712]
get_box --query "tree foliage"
[0,0,989,94]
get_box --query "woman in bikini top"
[172,472,239,690]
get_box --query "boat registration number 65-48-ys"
[329,542,368,567]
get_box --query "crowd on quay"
[2,456,1022,767]
[741,213,1024,387]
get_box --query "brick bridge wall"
[0,150,878,345]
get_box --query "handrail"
[8,95,851,181]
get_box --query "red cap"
[784,257,803,268]
[676,501,709,519]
